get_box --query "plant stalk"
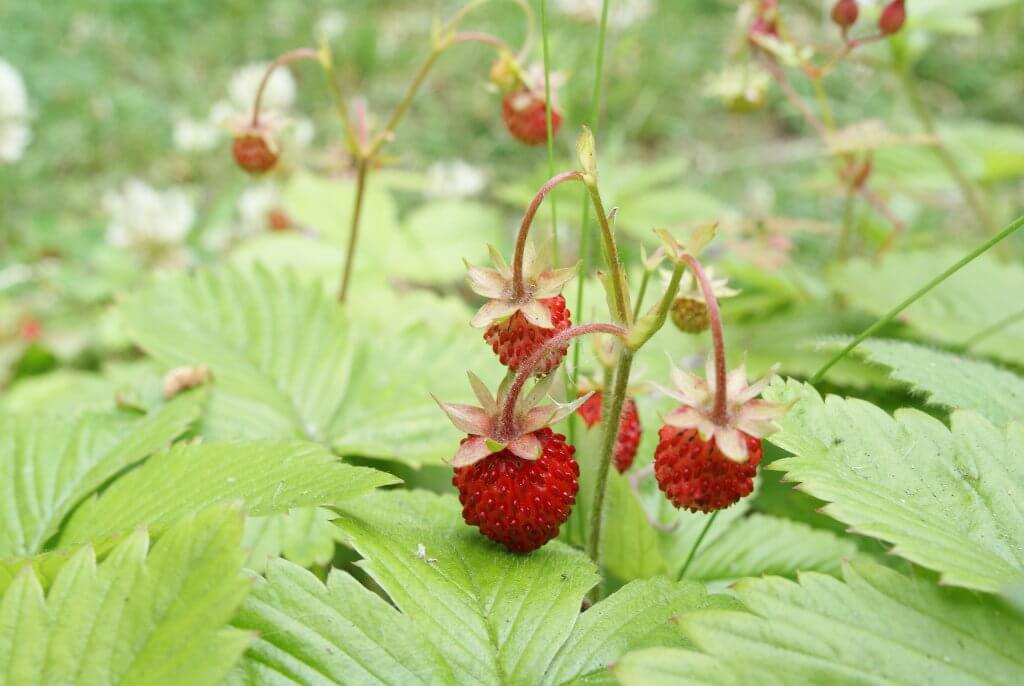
[250,48,320,127]
[584,183,630,325]
[812,212,1024,383]
[337,158,369,303]
[511,172,585,300]
[677,510,720,581]
[682,255,729,423]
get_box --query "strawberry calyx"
[435,371,591,468]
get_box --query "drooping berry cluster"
[484,295,572,375]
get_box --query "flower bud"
[878,0,906,36]
[830,0,859,29]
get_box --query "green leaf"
[832,250,1024,367]
[614,561,1024,685]
[542,577,726,686]
[335,490,599,686]
[390,199,503,284]
[59,441,398,549]
[121,266,494,465]
[848,338,1024,427]
[241,507,340,574]
[0,506,251,686]
[0,393,201,558]
[226,558,454,686]
[766,378,1024,593]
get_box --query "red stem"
[250,48,320,127]
[497,323,627,439]
[511,171,585,300]
[682,255,728,425]
[452,31,513,52]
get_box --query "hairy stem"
[337,158,369,303]
[586,348,635,593]
[511,171,584,300]
[892,42,994,232]
[540,0,560,264]
[497,323,627,438]
[585,183,630,325]
[628,262,685,350]
[682,255,728,423]
[570,0,612,400]
[250,48,320,127]
[812,212,1024,383]
[632,270,653,321]
[677,510,720,581]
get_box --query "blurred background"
[1,0,1023,399]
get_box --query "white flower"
[172,116,220,152]
[237,182,281,234]
[228,62,296,114]
[316,10,347,40]
[426,159,487,198]
[0,58,31,163]
[554,0,654,29]
[104,180,195,249]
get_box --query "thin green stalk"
[570,0,612,394]
[812,213,1024,383]
[891,41,994,232]
[337,158,370,303]
[586,349,634,596]
[960,307,1024,352]
[585,183,630,325]
[677,511,720,581]
[540,0,559,264]
[632,270,652,321]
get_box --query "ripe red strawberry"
[484,295,571,376]
[576,392,642,473]
[232,129,279,175]
[654,426,762,513]
[502,88,562,146]
[878,0,905,35]
[453,428,578,553]
[831,0,859,29]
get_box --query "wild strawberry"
[453,428,578,552]
[502,88,562,146]
[655,426,762,512]
[577,392,642,473]
[748,0,780,43]
[267,208,292,231]
[437,372,590,553]
[670,267,737,334]
[232,127,279,175]
[654,356,785,512]
[468,243,577,376]
[831,0,859,30]
[878,0,906,35]
[18,317,42,342]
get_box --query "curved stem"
[250,48,319,127]
[451,31,513,52]
[497,323,627,438]
[511,171,585,300]
[367,47,443,156]
[682,255,728,424]
[586,349,635,594]
[811,212,1024,383]
[337,158,369,303]
[677,510,720,581]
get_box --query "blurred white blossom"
[104,180,195,249]
[554,0,654,28]
[316,10,348,40]
[237,182,282,233]
[426,159,487,198]
[0,59,31,163]
[172,116,221,152]
[228,62,296,114]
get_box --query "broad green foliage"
[767,378,1024,593]
[832,251,1024,366]
[614,561,1024,686]
[0,361,163,414]
[121,265,494,465]
[227,558,453,686]
[241,507,340,573]
[229,491,722,686]
[852,338,1024,426]
[0,507,251,686]
[390,199,503,283]
[0,393,201,558]
[59,441,397,549]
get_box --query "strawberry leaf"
[0,506,251,686]
[0,393,201,558]
[614,561,1024,685]
[767,378,1024,594]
